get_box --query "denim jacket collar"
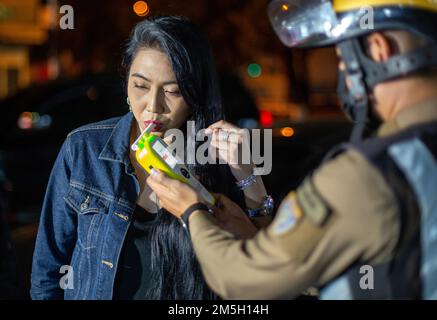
[98,112,134,167]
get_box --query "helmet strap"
[337,39,373,143]
[360,41,437,87]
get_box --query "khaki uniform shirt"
[190,99,437,299]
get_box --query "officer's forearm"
[189,212,314,299]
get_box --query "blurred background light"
[280,126,295,137]
[260,109,273,128]
[237,118,259,129]
[18,112,33,130]
[87,86,98,101]
[247,63,262,78]
[133,1,149,17]
[17,111,52,130]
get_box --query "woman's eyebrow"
[131,73,151,82]
[131,72,177,85]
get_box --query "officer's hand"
[212,193,258,239]
[146,169,204,218]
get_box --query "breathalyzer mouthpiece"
[131,123,156,151]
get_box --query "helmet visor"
[268,0,343,48]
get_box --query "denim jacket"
[31,112,145,300]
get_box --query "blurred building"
[241,54,304,123]
[0,0,58,98]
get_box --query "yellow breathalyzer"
[131,124,216,205]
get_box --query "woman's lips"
[144,120,163,132]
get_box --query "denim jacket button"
[114,212,129,221]
[101,260,114,269]
[80,196,90,211]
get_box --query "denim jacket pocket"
[64,184,110,250]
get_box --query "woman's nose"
[146,88,164,114]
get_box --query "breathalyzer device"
[131,124,216,205]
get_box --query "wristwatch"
[180,202,211,231]
[246,195,274,218]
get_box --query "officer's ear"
[365,32,395,63]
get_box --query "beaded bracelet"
[235,174,257,190]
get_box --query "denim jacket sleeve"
[30,136,77,300]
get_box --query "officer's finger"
[146,174,169,196]
[211,192,228,202]
[212,193,237,212]
[211,206,225,224]
[209,193,222,209]
[149,168,167,183]
[146,181,168,204]
[215,193,232,205]
[163,133,176,145]
[146,177,168,194]
[151,169,190,196]
[219,195,250,220]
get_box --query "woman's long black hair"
[122,16,243,299]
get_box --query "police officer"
[147,0,437,299]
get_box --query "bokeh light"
[260,110,273,128]
[247,63,262,78]
[281,127,295,137]
[133,1,149,17]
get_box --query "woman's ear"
[366,32,394,63]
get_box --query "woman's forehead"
[130,48,177,83]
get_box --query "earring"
[127,97,132,112]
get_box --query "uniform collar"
[99,112,134,166]
[378,98,437,137]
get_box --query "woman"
[30,16,268,300]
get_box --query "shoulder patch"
[296,178,330,226]
[272,192,303,235]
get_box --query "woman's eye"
[134,84,149,90]
[165,90,181,97]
